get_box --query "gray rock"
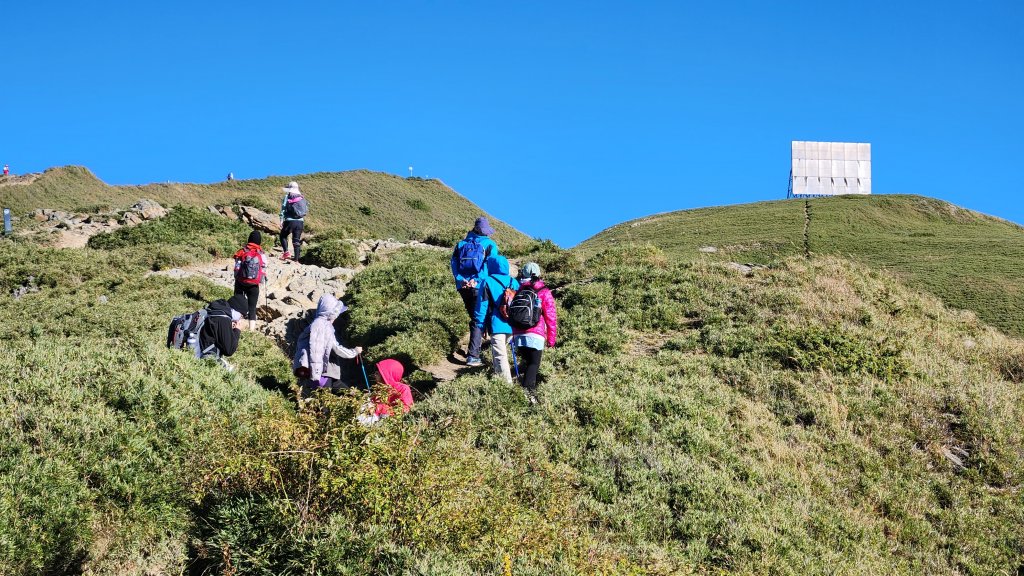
[286,277,318,300]
[726,262,753,276]
[698,246,718,253]
[133,199,167,220]
[237,205,281,234]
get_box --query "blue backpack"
[456,238,488,277]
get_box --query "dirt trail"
[419,333,480,383]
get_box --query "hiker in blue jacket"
[473,254,518,382]
[450,217,499,366]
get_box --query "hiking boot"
[465,356,482,367]
[281,251,292,260]
[525,391,538,405]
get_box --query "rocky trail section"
[23,199,169,248]
[0,172,43,187]
[151,239,453,376]
[27,199,463,382]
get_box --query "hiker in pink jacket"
[510,262,558,404]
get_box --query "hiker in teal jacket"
[473,254,518,382]
[450,217,499,366]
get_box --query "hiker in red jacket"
[356,359,414,425]
[374,358,413,417]
[510,262,558,405]
[232,230,267,330]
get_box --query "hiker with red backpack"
[473,254,518,382]
[233,230,267,331]
[450,217,499,366]
[279,181,308,261]
[510,262,558,404]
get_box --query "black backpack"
[507,286,542,329]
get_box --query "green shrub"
[0,244,285,574]
[344,249,462,366]
[313,225,367,242]
[358,206,373,216]
[406,198,429,211]
[769,323,910,383]
[198,391,600,574]
[303,239,359,268]
[87,206,250,258]
[232,195,278,214]
[419,225,464,248]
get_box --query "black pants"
[280,220,304,260]
[233,282,260,320]
[459,286,483,358]
[518,346,543,392]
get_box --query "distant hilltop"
[0,165,530,245]
[579,194,1024,337]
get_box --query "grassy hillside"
[0,241,292,574]
[196,243,1024,574]
[3,196,1023,574]
[578,194,1024,336]
[0,165,529,246]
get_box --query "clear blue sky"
[3,1,1022,246]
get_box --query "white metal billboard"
[789,141,871,197]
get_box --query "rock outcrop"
[29,199,169,247]
[151,237,441,350]
[208,204,282,234]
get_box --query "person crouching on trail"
[293,294,362,399]
[233,230,267,331]
[199,293,249,369]
[450,216,499,367]
[510,262,558,405]
[279,181,308,261]
[474,254,518,382]
[357,358,413,425]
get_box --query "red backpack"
[234,247,265,285]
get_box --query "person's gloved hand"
[318,376,329,387]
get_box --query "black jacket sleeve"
[199,303,241,357]
[214,319,241,357]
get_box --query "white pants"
[490,333,513,383]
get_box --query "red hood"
[376,359,404,387]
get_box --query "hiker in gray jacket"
[293,294,362,398]
[279,181,307,261]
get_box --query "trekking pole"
[357,354,372,393]
[511,340,520,381]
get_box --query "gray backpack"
[286,197,309,219]
[167,308,229,358]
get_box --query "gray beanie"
[519,262,541,280]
